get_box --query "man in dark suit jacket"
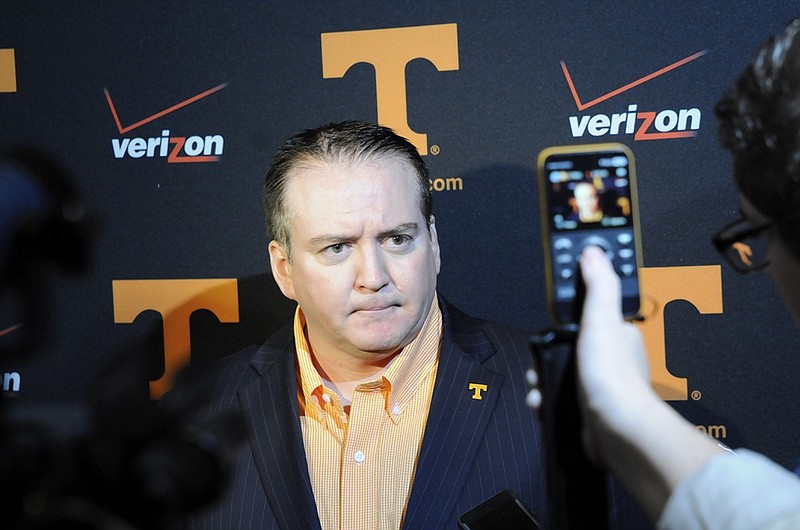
[184,121,546,529]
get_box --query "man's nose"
[355,244,390,292]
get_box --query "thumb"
[579,246,623,328]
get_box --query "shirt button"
[322,393,331,404]
[353,451,365,464]
[391,405,402,415]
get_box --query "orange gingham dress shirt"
[294,296,442,530]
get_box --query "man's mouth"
[353,303,398,313]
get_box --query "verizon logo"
[104,83,227,163]
[562,51,706,141]
[111,130,224,163]
[569,104,701,140]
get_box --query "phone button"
[582,235,612,253]
[554,237,573,250]
[557,285,576,298]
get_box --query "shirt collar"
[294,294,442,421]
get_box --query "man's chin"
[347,332,413,358]
[353,340,405,357]
[343,314,425,356]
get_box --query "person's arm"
[575,246,726,521]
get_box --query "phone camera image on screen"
[538,144,642,324]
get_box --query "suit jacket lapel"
[237,333,322,530]
[403,301,505,529]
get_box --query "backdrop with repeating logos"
[2,2,800,527]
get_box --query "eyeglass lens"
[720,221,770,271]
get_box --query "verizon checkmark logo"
[104,83,228,163]
[562,50,707,141]
[0,323,21,337]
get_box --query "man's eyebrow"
[308,233,350,247]
[308,222,419,246]
[308,223,421,247]
[377,222,419,239]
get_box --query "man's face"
[269,156,441,365]
[574,183,600,216]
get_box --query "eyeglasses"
[712,217,772,273]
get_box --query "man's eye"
[326,243,344,254]
[317,242,350,262]
[388,235,411,246]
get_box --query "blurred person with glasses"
[529,17,800,530]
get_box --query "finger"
[525,367,538,387]
[579,246,623,326]
[526,388,542,410]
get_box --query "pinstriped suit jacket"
[185,297,547,529]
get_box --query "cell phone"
[458,489,540,530]
[537,143,643,325]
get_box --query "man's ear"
[268,240,297,301]
[429,216,441,274]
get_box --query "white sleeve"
[657,449,800,530]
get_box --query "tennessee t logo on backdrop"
[321,23,459,155]
[112,279,239,399]
[638,266,723,400]
[0,49,16,92]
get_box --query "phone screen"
[538,144,642,324]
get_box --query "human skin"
[268,155,441,392]
[562,194,800,521]
[574,182,602,222]
[741,195,800,327]
[573,246,724,521]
